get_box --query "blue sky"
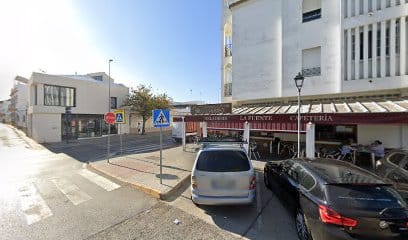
[0,0,221,103]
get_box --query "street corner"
[160,173,191,201]
[87,159,192,201]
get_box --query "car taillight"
[319,205,357,227]
[191,175,197,189]
[249,175,256,190]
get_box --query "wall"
[231,0,282,101]
[282,0,342,97]
[357,124,405,148]
[31,113,61,143]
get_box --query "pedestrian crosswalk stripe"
[19,183,53,225]
[78,169,120,191]
[51,178,92,205]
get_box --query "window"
[388,153,407,166]
[302,0,321,23]
[386,27,390,56]
[294,165,316,190]
[303,9,321,23]
[315,124,356,142]
[396,21,400,54]
[196,150,250,172]
[302,47,321,77]
[92,75,103,81]
[360,31,364,60]
[377,30,381,57]
[352,35,356,59]
[110,97,117,109]
[368,30,372,58]
[44,85,75,107]
[327,185,406,210]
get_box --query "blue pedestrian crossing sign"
[114,109,126,124]
[153,109,170,128]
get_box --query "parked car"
[191,144,256,205]
[264,158,408,240]
[375,149,408,202]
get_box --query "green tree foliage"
[123,84,172,134]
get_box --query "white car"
[191,146,256,205]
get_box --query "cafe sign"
[191,103,232,115]
[180,112,408,125]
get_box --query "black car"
[264,158,408,240]
[375,150,408,202]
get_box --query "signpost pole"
[153,109,169,185]
[107,123,111,163]
[120,124,123,155]
[160,126,163,184]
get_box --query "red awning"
[207,121,307,132]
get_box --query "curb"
[87,163,191,200]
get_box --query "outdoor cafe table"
[353,145,376,170]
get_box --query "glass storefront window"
[62,114,117,140]
[315,124,357,142]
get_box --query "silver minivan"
[191,146,256,205]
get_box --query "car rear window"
[327,185,406,210]
[196,150,250,172]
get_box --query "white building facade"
[26,72,130,143]
[220,0,408,149]
[9,80,28,130]
[0,99,11,123]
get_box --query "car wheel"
[295,208,312,240]
[263,171,271,189]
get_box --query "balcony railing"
[302,67,321,77]
[225,44,232,57]
[302,9,321,23]
[224,82,232,97]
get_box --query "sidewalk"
[89,144,266,200]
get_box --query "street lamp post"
[294,72,305,158]
[107,59,113,163]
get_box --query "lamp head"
[109,59,113,63]
[294,72,304,91]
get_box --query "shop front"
[175,99,408,156]
[61,114,118,140]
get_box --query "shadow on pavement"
[155,173,179,180]
[108,162,156,175]
[41,132,179,163]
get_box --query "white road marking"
[51,178,92,205]
[78,169,120,191]
[19,183,53,225]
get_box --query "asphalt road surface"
[0,124,158,240]
[42,131,179,162]
[1,124,300,240]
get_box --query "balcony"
[225,44,232,57]
[224,82,232,97]
[302,67,321,77]
[302,9,321,23]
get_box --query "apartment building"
[215,0,408,149]
[26,72,129,143]
[9,78,28,130]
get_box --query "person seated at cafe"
[370,140,385,160]
[339,139,356,160]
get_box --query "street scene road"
[0,123,300,240]
[0,123,158,240]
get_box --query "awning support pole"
[306,122,315,159]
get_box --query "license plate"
[211,179,236,189]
